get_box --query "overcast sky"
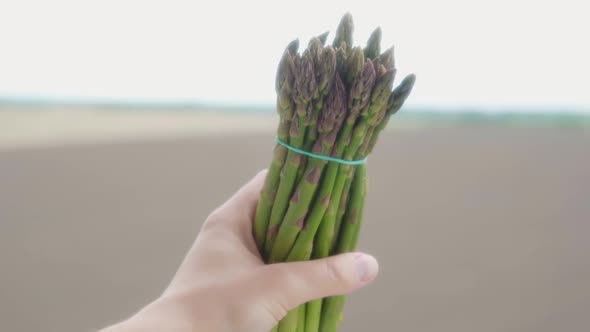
[0,0,588,111]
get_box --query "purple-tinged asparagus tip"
[318,73,347,135]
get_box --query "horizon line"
[1,96,589,115]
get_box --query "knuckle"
[263,299,290,323]
[202,208,226,230]
[325,258,354,288]
[257,169,269,178]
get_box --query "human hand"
[102,170,379,332]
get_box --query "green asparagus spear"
[277,239,315,332]
[269,74,347,263]
[332,166,354,252]
[342,47,364,87]
[278,307,299,332]
[317,68,394,260]
[287,61,375,332]
[259,14,416,332]
[299,43,334,166]
[334,165,367,254]
[296,304,306,332]
[286,60,376,263]
[317,46,338,95]
[318,75,415,331]
[320,164,367,332]
[335,70,406,242]
[367,74,416,153]
[253,49,297,252]
[313,119,367,259]
[264,53,318,257]
[304,44,337,152]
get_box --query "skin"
[101,170,379,332]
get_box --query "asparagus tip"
[333,13,354,49]
[364,27,382,59]
[317,31,330,45]
[287,38,300,55]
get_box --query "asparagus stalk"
[334,66,402,245]
[285,60,375,264]
[269,74,347,263]
[312,119,367,259]
[320,164,368,332]
[264,53,318,257]
[304,43,337,153]
[277,241,314,332]
[253,49,297,252]
[318,74,415,331]
[366,74,416,154]
[296,304,306,332]
[335,165,367,253]
[343,47,365,87]
[292,43,343,202]
[287,61,375,332]
[278,306,300,332]
[319,74,415,332]
[298,39,327,185]
[258,14,416,332]
[316,68,394,260]
[332,166,354,252]
[305,119,370,332]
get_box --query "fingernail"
[354,254,377,282]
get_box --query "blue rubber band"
[275,137,368,165]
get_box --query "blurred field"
[1,108,589,331]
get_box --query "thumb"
[253,253,379,320]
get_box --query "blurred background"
[1,0,589,331]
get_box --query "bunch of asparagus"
[253,13,415,332]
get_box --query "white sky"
[0,0,588,111]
